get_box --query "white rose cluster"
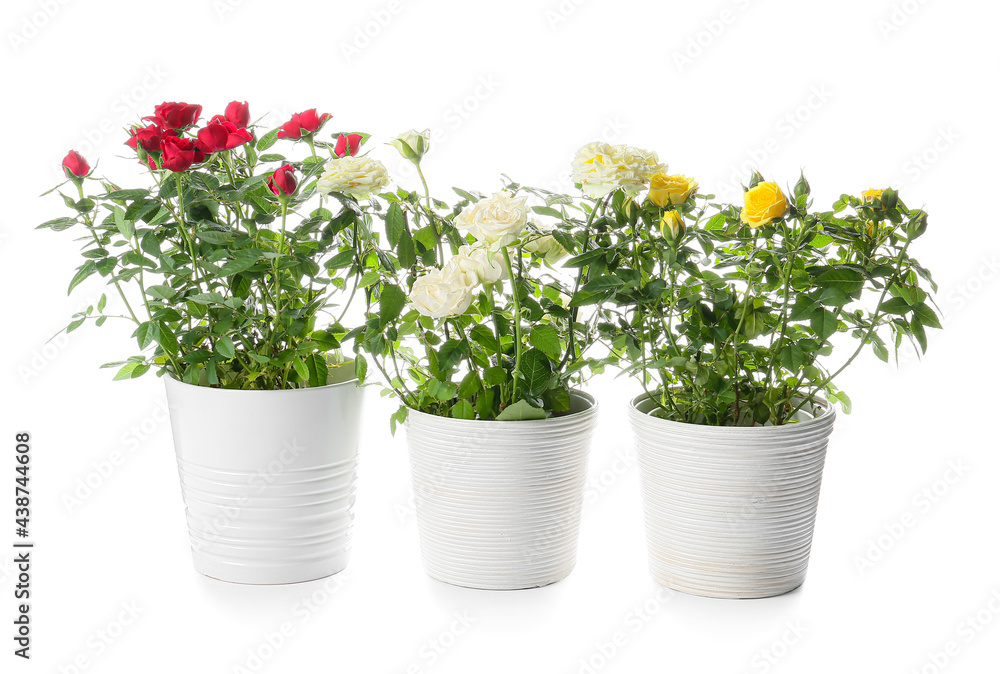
[454,192,529,247]
[570,141,665,198]
[408,245,507,319]
[317,156,390,198]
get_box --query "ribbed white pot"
[164,376,364,585]
[406,391,598,590]
[629,394,836,599]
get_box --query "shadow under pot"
[628,393,836,599]
[405,391,598,590]
[164,374,364,584]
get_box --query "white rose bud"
[451,245,507,284]
[317,156,390,198]
[454,192,529,247]
[390,129,431,163]
[407,264,477,319]
[523,223,568,263]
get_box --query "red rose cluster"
[125,101,254,172]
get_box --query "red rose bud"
[197,120,253,153]
[224,100,250,128]
[268,164,297,197]
[276,108,332,139]
[160,136,206,172]
[334,133,363,158]
[62,150,90,179]
[144,101,203,130]
[126,124,175,153]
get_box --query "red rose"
[267,164,297,197]
[62,150,90,179]
[144,102,203,130]
[126,124,175,153]
[334,133,363,157]
[276,109,332,140]
[224,100,250,128]
[160,136,206,172]
[197,120,253,153]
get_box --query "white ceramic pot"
[406,391,598,590]
[629,394,836,599]
[164,376,364,584]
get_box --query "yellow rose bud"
[862,188,885,204]
[648,174,698,208]
[740,182,788,228]
[660,210,685,240]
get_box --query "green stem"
[500,246,522,404]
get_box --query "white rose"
[317,156,390,198]
[407,264,477,319]
[454,192,528,247]
[523,223,568,263]
[390,129,430,161]
[450,245,507,284]
[570,141,665,198]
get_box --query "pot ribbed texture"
[629,394,835,599]
[165,376,364,585]
[406,391,598,590]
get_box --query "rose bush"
[39,100,390,389]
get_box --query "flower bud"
[390,129,430,163]
[61,150,90,182]
[660,210,685,241]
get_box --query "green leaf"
[496,399,547,421]
[878,297,912,315]
[113,362,148,381]
[810,309,839,341]
[106,189,150,201]
[379,284,406,326]
[397,228,416,268]
[457,371,482,399]
[814,268,864,293]
[146,284,176,300]
[483,366,507,387]
[114,207,135,240]
[325,250,355,270]
[475,389,495,419]
[134,322,160,349]
[68,261,97,294]
[470,325,499,352]
[582,275,624,292]
[528,324,561,360]
[386,203,406,248]
[216,336,235,359]
[780,343,805,372]
[911,302,942,329]
[354,353,368,383]
[256,128,279,151]
[450,400,475,420]
[292,357,309,381]
[198,230,234,245]
[517,348,552,396]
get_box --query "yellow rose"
[862,188,885,204]
[740,182,787,228]
[648,174,698,207]
[660,210,685,240]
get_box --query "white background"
[2,0,999,672]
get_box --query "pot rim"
[164,373,360,394]
[406,389,597,428]
[628,392,835,431]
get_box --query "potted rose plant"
[569,141,939,598]
[354,132,612,589]
[39,101,392,584]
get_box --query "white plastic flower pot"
[164,375,365,584]
[628,394,836,599]
[406,391,598,590]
